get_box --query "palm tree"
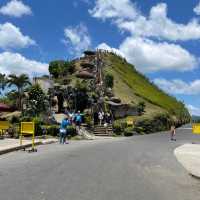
[0,73,7,95]
[7,74,31,110]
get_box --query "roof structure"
[0,103,12,112]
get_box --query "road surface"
[0,127,200,200]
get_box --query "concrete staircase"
[93,124,114,136]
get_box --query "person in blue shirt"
[59,117,71,144]
[75,111,82,131]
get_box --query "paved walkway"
[0,138,58,155]
[174,143,200,178]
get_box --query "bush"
[67,126,77,137]
[10,115,20,124]
[134,113,172,134]
[46,125,59,137]
[105,73,114,88]
[33,117,43,136]
[124,127,134,137]
[84,114,93,128]
[113,121,124,135]
[137,101,146,115]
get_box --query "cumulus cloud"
[62,23,91,56]
[153,78,200,95]
[90,1,200,72]
[89,0,138,20]
[119,37,198,72]
[0,22,36,50]
[90,1,200,41]
[0,52,48,77]
[194,1,200,15]
[187,105,200,116]
[97,42,125,58]
[0,0,32,17]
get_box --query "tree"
[72,80,89,112]
[49,61,63,78]
[0,73,7,95]
[137,101,146,116]
[105,73,114,88]
[26,84,49,117]
[49,60,74,78]
[7,74,31,110]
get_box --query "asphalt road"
[0,127,200,200]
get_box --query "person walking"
[98,111,104,125]
[170,124,176,141]
[59,117,70,144]
[75,111,82,131]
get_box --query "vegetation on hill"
[0,51,191,136]
[102,53,190,123]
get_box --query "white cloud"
[90,2,200,41]
[0,22,36,50]
[0,52,48,77]
[89,0,138,20]
[0,0,32,17]
[63,23,91,56]
[97,42,125,58]
[119,37,198,72]
[90,1,200,73]
[194,1,200,15]
[153,78,200,95]
[187,105,200,116]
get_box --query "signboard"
[0,121,10,136]
[21,122,35,135]
[192,124,200,134]
[126,117,134,126]
[20,122,36,152]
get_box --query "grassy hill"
[102,52,190,123]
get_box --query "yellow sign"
[21,122,35,135]
[126,117,134,126]
[20,122,36,151]
[0,121,10,136]
[192,124,200,134]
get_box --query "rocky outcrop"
[106,101,138,118]
[76,70,95,79]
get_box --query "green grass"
[103,53,190,120]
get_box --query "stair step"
[94,132,113,134]
[94,129,113,132]
[94,127,113,129]
[94,125,112,127]
[95,134,112,137]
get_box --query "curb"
[0,140,58,156]
[174,144,200,178]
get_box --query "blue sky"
[0,0,200,116]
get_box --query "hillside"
[101,52,190,123]
[44,50,191,134]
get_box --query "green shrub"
[46,125,59,137]
[84,114,93,128]
[10,115,20,124]
[134,113,172,134]
[124,127,134,137]
[113,121,124,135]
[33,117,43,136]
[137,101,146,115]
[105,73,114,88]
[67,126,77,137]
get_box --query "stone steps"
[93,124,114,136]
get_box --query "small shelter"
[0,103,13,112]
